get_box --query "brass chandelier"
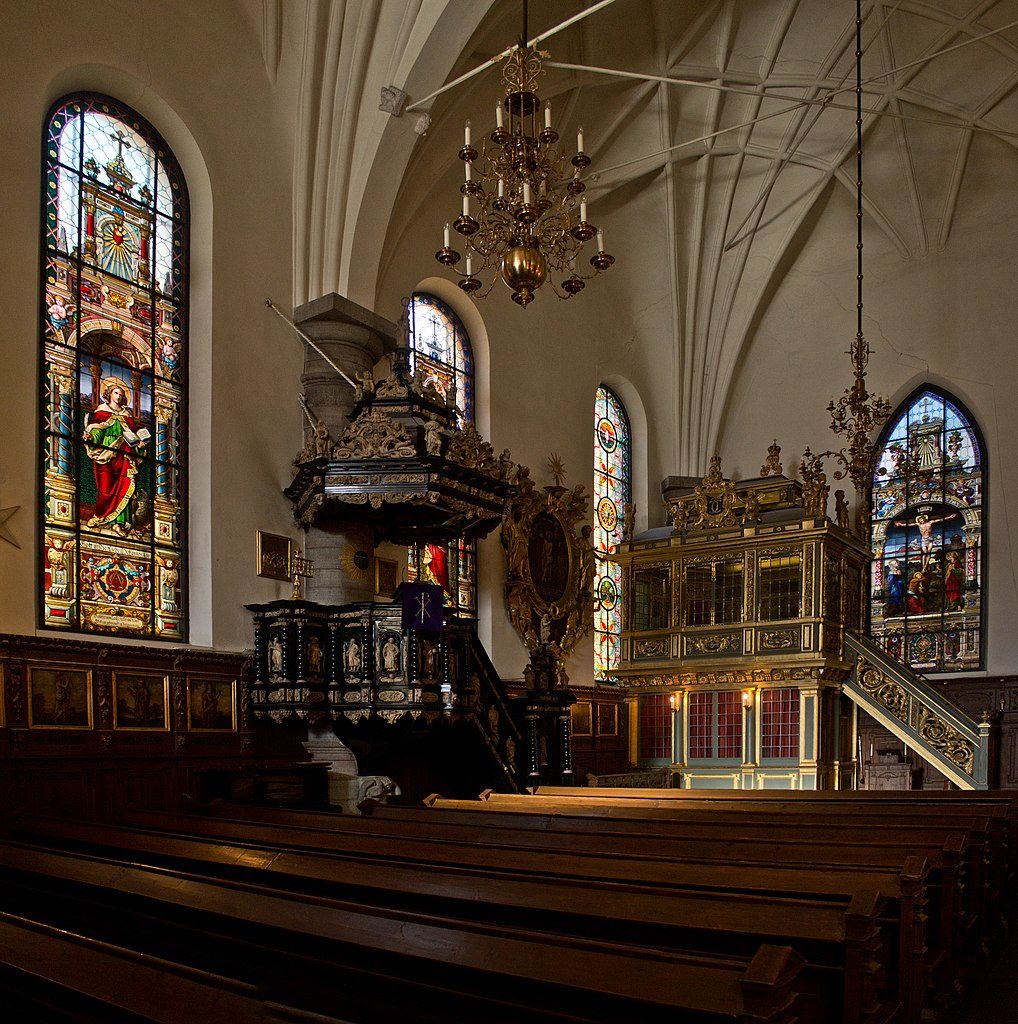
[434,1,615,308]
[822,0,891,532]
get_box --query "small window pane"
[761,688,800,759]
[639,693,671,760]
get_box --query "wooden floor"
[0,786,1014,1023]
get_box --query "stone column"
[294,293,397,605]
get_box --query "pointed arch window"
[405,293,476,616]
[594,386,631,680]
[869,387,984,672]
[40,93,189,639]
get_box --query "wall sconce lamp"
[742,689,754,709]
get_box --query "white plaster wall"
[719,137,1018,675]
[375,152,681,687]
[0,0,304,651]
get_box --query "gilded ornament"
[331,408,416,460]
[760,440,783,477]
[798,447,829,519]
[501,462,595,659]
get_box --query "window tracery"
[405,293,476,616]
[41,94,188,639]
[869,387,983,672]
[594,386,631,679]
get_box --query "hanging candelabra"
[823,0,891,532]
[434,1,615,308]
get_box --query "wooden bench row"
[0,819,805,1024]
[415,790,1016,1022]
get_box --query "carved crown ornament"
[286,343,517,545]
[501,460,595,660]
[663,444,843,536]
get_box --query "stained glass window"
[869,387,983,672]
[40,94,188,640]
[594,386,631,679]
[405,294,475,616]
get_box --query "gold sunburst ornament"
[434,0,615,308]
[547,454,567,488]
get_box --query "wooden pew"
[536,786,1017,895]
[0,910,328,1023]
[203,799,972,991]
[496,790,1003,936]
[0,833,807,1024]
[11,813,892,1024]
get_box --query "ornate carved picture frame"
[501,467,595,657]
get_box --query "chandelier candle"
[434,16,615,307]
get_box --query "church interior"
[2,0,1018,1020]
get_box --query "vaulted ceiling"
[293,0,1018,469]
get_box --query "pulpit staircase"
[443,621,523,795]
[843,632,992,789]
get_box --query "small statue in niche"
[834,489,850,531]
[353,369,375,402]
[761,439,783,477]
[522,664,535,690]
[623,502,636,543]
[268,635,284,677]
[487,705,500,741]
[498,449,513,480]
[539,614,553,647]
[345,638,362,675]
[312,419,331,458]
[307,635,324,676]
[381,635,401,673]
[423,416,443,456]
[670,501,688,533]
[742,490,761,525]
[798,447,829,519]
[421,640,437,678]
[505,736,516,766]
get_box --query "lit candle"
[523,181,531,205]
[544,103,552,129]
[496,104,503,129]
[444,222,450,247]
[597,229,604,251]
[466,254,473,276]
[497,178,505,199]
[580,199,587,222]
[577,127,584,152]
[462,194,469,217]
[464,121,471,146]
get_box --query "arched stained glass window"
[405,293,476,616]
[594,386,631,679]
[40,94,188,639]
[869,387,984,672]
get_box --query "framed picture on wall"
[571,701,592,736]
[27,667,93,729]
[187,678,237,731]
[256,531,292,582]
[113,673,170,730]
[375,557,398,599]
[596,702,619,736]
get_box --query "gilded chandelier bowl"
[501,242,546,307]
